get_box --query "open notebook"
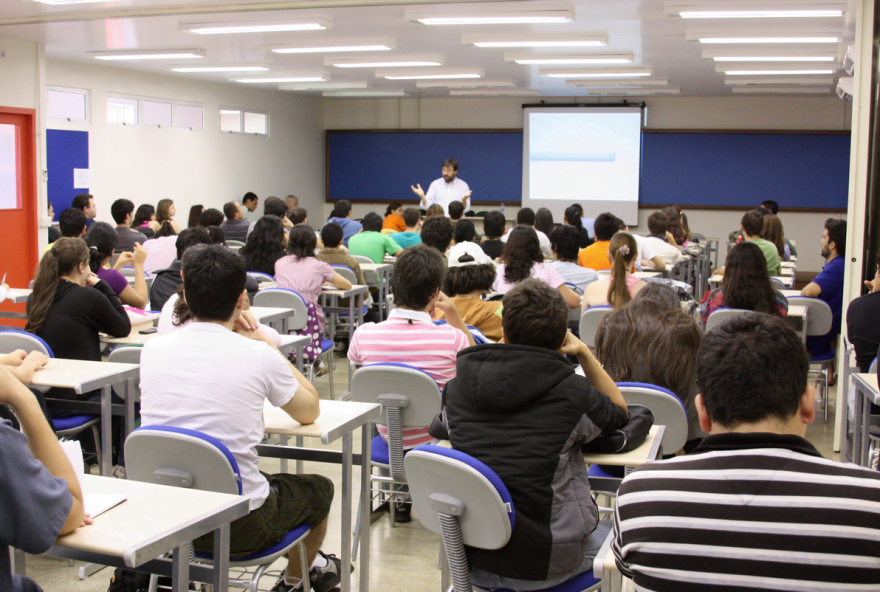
[60,440,127,519]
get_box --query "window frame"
[106,92,206,131]
[219,106,269,137]
[47,86,90,123]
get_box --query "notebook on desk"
[61,440,127,518]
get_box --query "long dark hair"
[26,238,89,333]
[188,205,204,229]
[86,222,119,272]
[155,221,177,238]
[501,226,543,284]
[722,241,780,315]
[133,204,154,228]
[241,216,285,272]
[564,205,584,230]
[287,224,317,259]
[662,207,687,246]
[607,232,638,309]
[385,201,402,217]
[535,208,554,237]
[762,214,786,258]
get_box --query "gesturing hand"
[410,184,425,198]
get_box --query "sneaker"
[270,551,345,592]
[394,501,412,523]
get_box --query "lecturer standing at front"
[411,158,472,216]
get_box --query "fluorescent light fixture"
[565,79,669,87]
[91,50,205,61]
[463,34,607,48]
[172,66,268,73]
[732,86,832,93]
[722,69,835,75]
[725,76,834,85]
[323,90,408,97]
[266,42,394,54]
[667,3,846,18]
[506,52,632,65]
[182,19,331,35]
[327,56,444,68]
[540,68,652,78]
[710,55,836,61]
[379,69,483,80]
[32,0,105,4]
[416,79,515,89]
[450,90,541,96]
[407,5,574,25]
[694,35,840,44]
[682,10,842,17]
[280,81,370,91]
[235,77,326,83]
[581,88,680,95]
[416,14,572,25]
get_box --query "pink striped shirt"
[274,255,335,304]
[348,308,470,448]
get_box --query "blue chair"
[329,264,369,334]
[788,296,835,421]
[125,426,312,592]
[406,445,601,592]
[579,306,612,348]
[247,271,275,284]
[432,320,491,344]
[565,283,585,327]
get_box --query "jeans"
[469,520,612,591]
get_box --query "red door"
[0,108,39,325]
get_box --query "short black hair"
[550,225,580,262]
[402,207,421,228]
[287,224,317,258]
[72,193,93,212]
[448,201,464,220]
[741,210,764,238]
[59,208,86,237]
[647,211,668,235]
[697,312,808,428]
[483,210,506,239]
[454,219,476,244]
[288,207,308,225]
[200,208,224,227]
[502,278,568,350]
[362,212,383,233]
[175,226,212,260]
[825,218,847,256]
[443,260,496,296]
[223,201,239,221]
[443,158,458,171]
[594,213,621,242]
[420,216,454,253]
[110,199,134,225]
[761,200,779,215]
[183,244,246,323]
[516,207,536,226]
[391,244,445,310]
[263,197,288,219]
[322,222,344,248]
[332,200,353,218]
[206,226,225,245]
[242,192,258,205]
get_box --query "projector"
[837,76,854,101]
[844,44,856,76]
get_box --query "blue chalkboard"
[326,130,850,210]
[47,129,89,221]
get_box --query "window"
[0,124,18,209]
[47,87,88,121]
[220,108,269,135]
[174,104,204,130]
[142,100,172,127]
[244,111,268,135]
[220,109,242,133]
[107,96,138,125]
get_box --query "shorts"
[194,472,334,557]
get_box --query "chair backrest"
[786,296,833,336]
[870,357,878,374]
[108,346,143,398]
[247,271,275,284]
[771,277,787,288]
[226,239,246,249]
[431,320,491,345]
[705,307,751,333]
[691,233,707,242]
[120,266,149,278]
[405,445,514,550]
[28,279,34,289]
[330,265,357,284]
[125,426,242,495]
[0,330,54,357]
[253,288,309,331]
[351,255,374,265]
[109,253,121,268]
[350,363,442,428]
[579,306,612,348]
[617,382,689,454]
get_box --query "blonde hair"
[607,232,638,309]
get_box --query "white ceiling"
[0,0,859,97]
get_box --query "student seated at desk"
[132,204,157,239]
[847,254,880,372]
[323,200,362,248]
[111,198,149,253]
[431,279,628,591]
[316,223,375,319]
[581,233,647,311]
[348,212,403,264]
[0,364,90,592]
[549,225,597,293]
[448,219,486,262]
[479,210,506,260]
[577,213,618,271]
[420,215,454,266]
[149,227,212,312]
[564,205,592,249]
[382,201,406,233]
[389,207,423,249]
[42,208,86,253]
[140,245,342,592]
[142,221,178,275]
[241,216,288,276]
[155,198,182,234]
[501,208,553,260]
[86,222,149,310]
[802,218,846,361]
[763,214,791,262]
[701,241,788,325]
[275,225,351,370]
[440,251,502,342]
[206,225,225,246]
[613,312,880,591]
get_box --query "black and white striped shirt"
[613,432,880,591]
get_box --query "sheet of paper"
[73,168,90,189]
[59,440,126,518]
[60,439,85,491]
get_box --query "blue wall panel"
[47,129,89,220]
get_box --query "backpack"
[106,568,150,592]
[582,404,654,454]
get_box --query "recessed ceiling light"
[450,90,542,96]
[280,81,369,91]
[581,88,680,95]
[235,77,327,83]
[723,69,835,75]
[725,76,834,85]
[696,36,840,44]
[683,10,842,18]
[172,66,268,73]
[407,6,574,25]
[327,56,444,68]
[417,15,572,25]
[540,68,652,78]
[565,79,670,87]
[323,90,408,97]
[416,80,516,88]
[464,34,606,48]
[732,86,832,93]
[506,52,633,65]
[90,50,205,61]
[266,43,394,54]
[385,73,482,80]
[181,19,331,35]
[711,56,836,61]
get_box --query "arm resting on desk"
[801,282,822,298]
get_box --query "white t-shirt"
[492,262,565,294]
[645,236,684,267]
[501,227,553,260]
[425,177,470,216]
[139,323,301,510]
[630,233,658,268]
[157,293,282,347]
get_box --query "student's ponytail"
[26,238,89,333]
[607,232,637,309]
[85,221,119,273]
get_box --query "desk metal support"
[171,547,190,592]
[212,523,230,592]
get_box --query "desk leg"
[101,385,112,476]
[212,523,230,592]
[862,393,872,467]
[297,346,304,374]
[280,435,288,473]
[296,436,303,474]
[171,546,191,592]
[341,433,353,592]
[348,296,356,391]
[359,424,371,592]
[853,383,863,466]
[12,547,25,576]
[125,378,136,439]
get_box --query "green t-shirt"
[348,231,402,263]
[748,237,782,277]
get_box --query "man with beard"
[801,218,846,359]
[410,158,472,216]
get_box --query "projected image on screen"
[528,111,642,204]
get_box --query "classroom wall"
[322,95,853,272]
[0,36,40,110]
[45,58,324,235]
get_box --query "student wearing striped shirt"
[348,244,475,521]
[613,312,880,592]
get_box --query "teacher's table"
[852,373,880,467]
[34,359,139,476]
[261,399,381,592]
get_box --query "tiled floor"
[22,363,846,592]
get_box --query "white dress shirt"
[425,177,470,216]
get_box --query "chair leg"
[327,349,335,400]
[824,363,830,422]
[91,424,102,473]
[297,541,311,592]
